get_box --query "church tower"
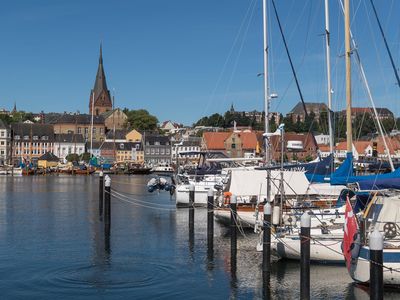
[89,44,112,116]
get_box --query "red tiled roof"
[203,132,231,150]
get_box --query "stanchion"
[369,229,383,300]
[300,211,311,300]
[99,171,104,217]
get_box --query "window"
[161,149,165,155]
[15,135,20,140]
[151,149,155,154]
[100,128,103,135]
[155,148,159,154]
[120,143,124,149]
[146,149,150,154]
[0,131,4,137]
[0,141,4,145]
[78,127,82,134]
[33,135,38,140]
[166,149,170,155]
[232,143,236,149]
[84,128,88,135]
[41,136,48,140]
[93,128,96,134]
[24,135,29,140]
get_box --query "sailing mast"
[90,93,94,158]
[262,0,270,164]
[344,0,352,156]
[324,0,334,156]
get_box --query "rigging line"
[369,0,400,88]
[270,0,320,158]
[111,192,176,211]
[222,0,258,105]
[111,189,176,208]
[202,0,257,115]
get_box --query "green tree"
[66,153,79,162]
[125,109,158,131]
[80,152,91,163]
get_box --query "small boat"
[151,164,174,174]
[73,166,95,175]
[147,177,175,193]
[128,163,153,175]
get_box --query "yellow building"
[126,129,142,142]
[52,113,105,142]
[102,108,128,130]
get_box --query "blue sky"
[0,0,399,125]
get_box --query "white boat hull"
[175,185,216,207]
[351,247,400,285]
[267,234,344,263]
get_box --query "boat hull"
[351,247,400,285]
[268,234,344,263]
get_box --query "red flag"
[342,195,358,270]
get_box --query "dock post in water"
[189,184,195,228]
[369,229,384,300]
[263,202,272,277]
[104,175,111,228]
[99,171,104,217]
[300,212,311,300]
[230,195,237,268]
[207,188,214,252]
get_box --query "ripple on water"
[21,258,178,296]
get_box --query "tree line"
[194,109,400,140]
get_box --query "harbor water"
[0,175,399,299]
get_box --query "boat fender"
[224,192,232,205]
[148,185,155,193]
[350,231,361,259]
[272,206,280,226]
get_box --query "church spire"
[89,44,112,115]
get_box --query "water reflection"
[0,176,400,299]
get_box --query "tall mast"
[344,0,352,154]
[262,0,270,164]
[324,0,334,155]
[90,93,94,157]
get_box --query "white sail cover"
[226,169,312,200]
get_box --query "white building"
[315,134,330,145]
[53,133,85,163]
[0,120,10,165]
[172,140,201,165]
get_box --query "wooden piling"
[104,175,111,228]
[99,171,104,217]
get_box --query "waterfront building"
[160,120,182,134]
[269,132,317,162]
[126,129,142,142]
[172,139,201,165]
[52,113,105,142]
[339,107,394,121]
[102,108,128,131]
[93,141,141,163]
[105,129,129,143]
[202,130,258,158]
[89,45,112,116]
[287,102,329,123]
[144,134,171,166]
[10,123,54,165]
[0,120,10,165]
[53,133,85,163]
